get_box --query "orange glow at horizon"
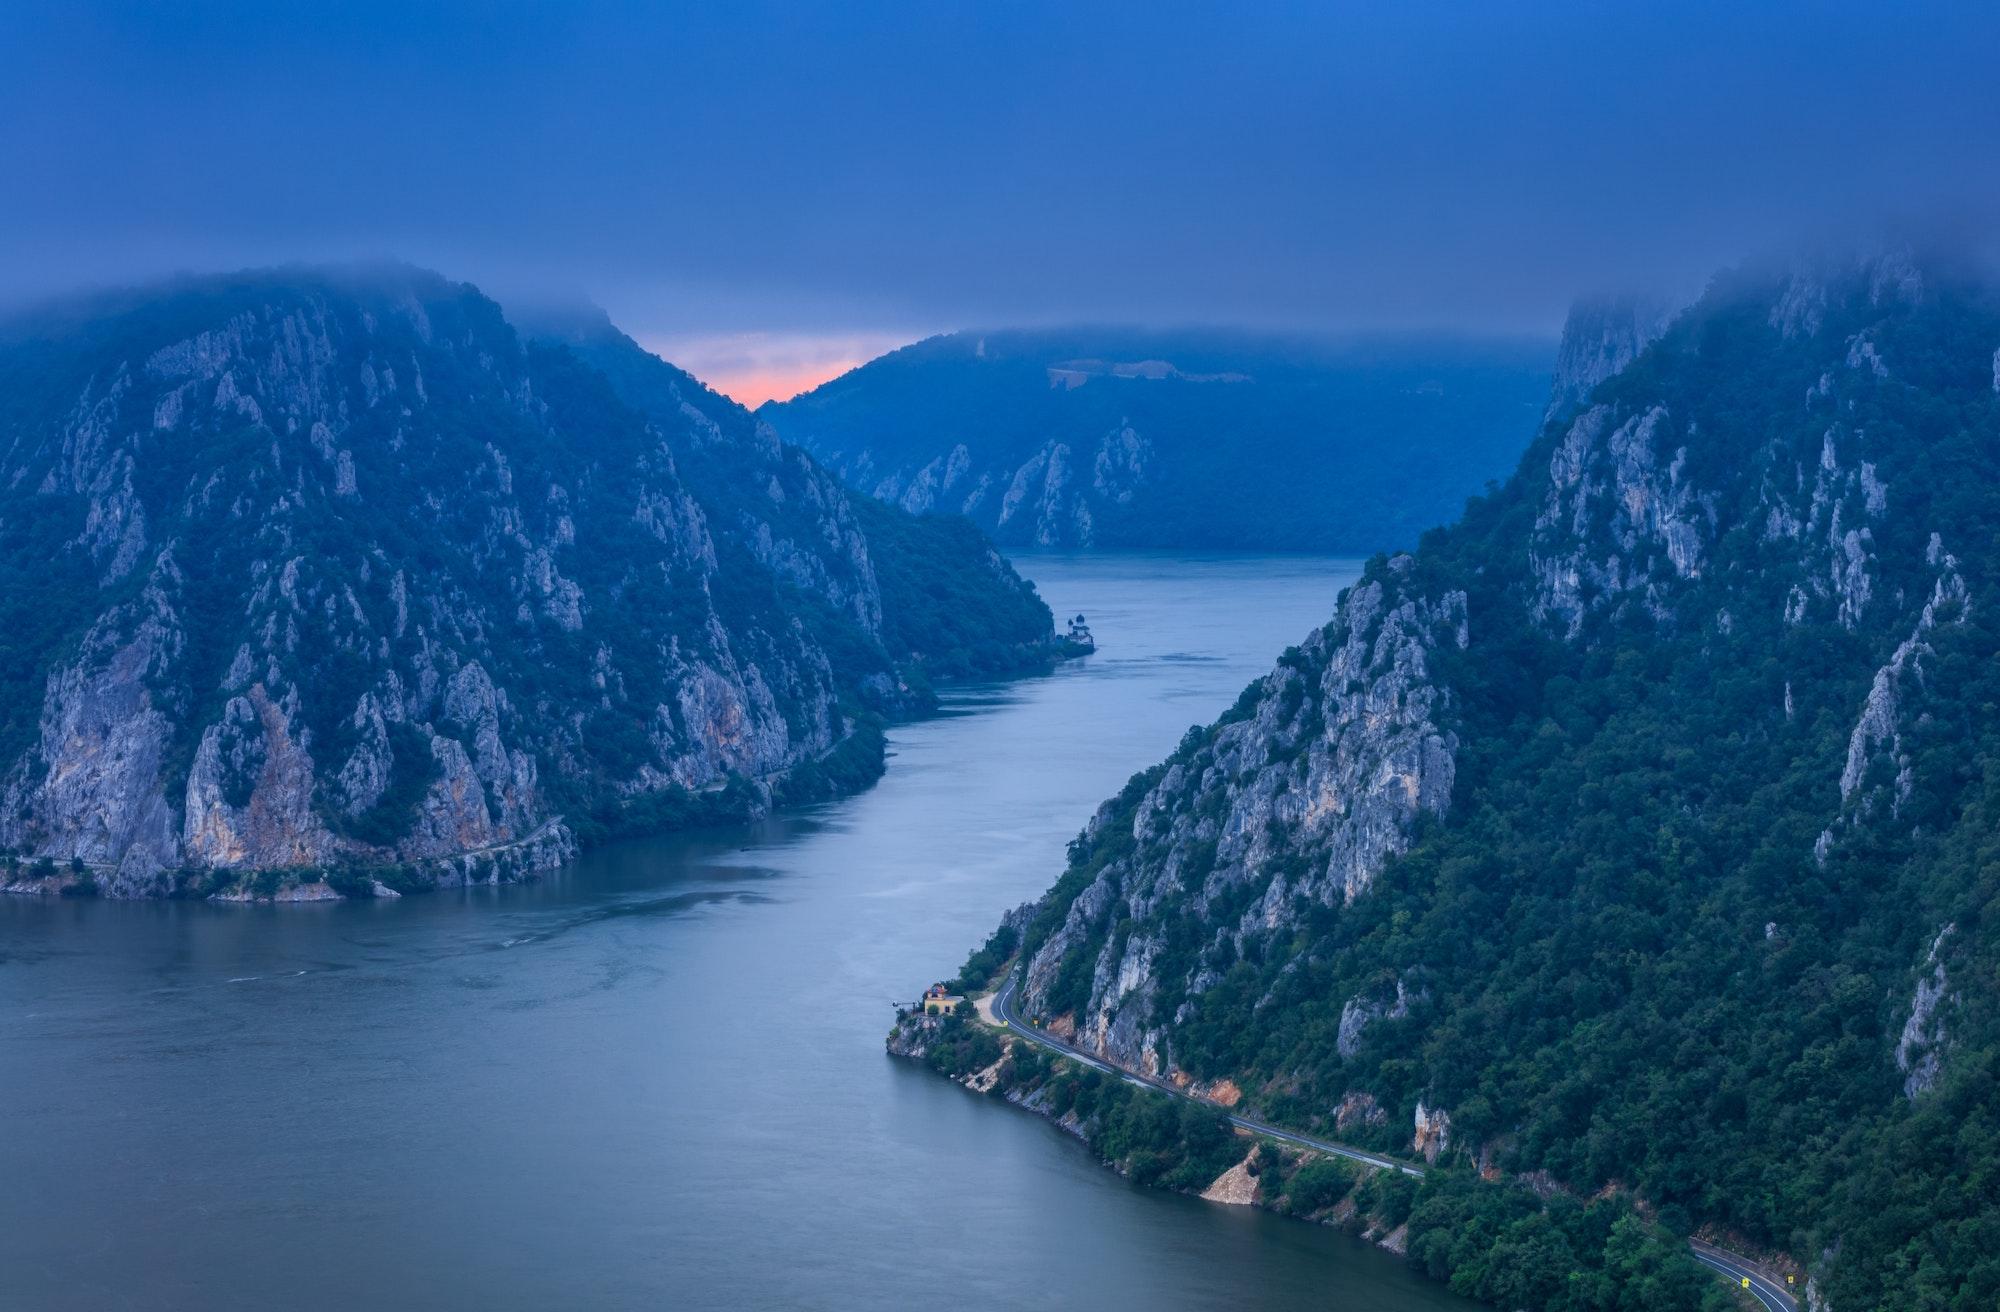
[702,358,869,408]
[638,330,914,409]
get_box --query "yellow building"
[921,983,964,1015]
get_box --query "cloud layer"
[5,2,1997,343]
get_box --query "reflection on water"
[1,553,1484,1311]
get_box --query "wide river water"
[1,552,1483,1311]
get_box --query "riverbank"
[0,632,1086,905]
[11,551,1487,1312]
[888,1002,1427,1250]
[889,985,1761,1311]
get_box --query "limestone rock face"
[1199,1154,1259,1205]
[1895,925,1956,1099]
[1526,266,1945,651]
[1018,556,1466,1073]
[987,252,2000,1306]
[182,685,341,869]
[1531,403,1715,636]
[976,423,1154,546]
[7,594,183,890]
[1337,978,1417,1060]
[1412,1100,1452,1164]
[1335,1092,1389,1133]
[764,328,1554,553]
[1815,550,1970,865]
[1543,292,1676,423]
[0,266,1052,895]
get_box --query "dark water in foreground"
[1,552,1483,1311]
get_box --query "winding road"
[987,974,1797,1310]
[1687,1241,1798,1312]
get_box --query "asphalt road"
[1688,1240,1798,1311]
[987,974,1798,1311]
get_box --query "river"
[0,552,1483,1311]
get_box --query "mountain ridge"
[0,264,1060,898]
[978,246,2000,1309]
[760,326,1554,552]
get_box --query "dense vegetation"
[911,1005,1243,1193]
[842,495,1056,680]
[763,328,1552,551]
[1403,1173,1728,1312]
[909,1003,1724,1309]
[520,305,1065,689]
[0,268,1062,891]
[994,252,2000,1308]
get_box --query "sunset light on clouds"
[642,331,917,407]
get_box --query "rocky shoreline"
[1,813,580,903]
[2,641,1087,906]
[886,1004,1425,1257]
[0,266,1067,901]
[889,994,1761,1309]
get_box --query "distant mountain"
[970,248,2000,1307]
[0,265,1056,898]
[759,329,1554,552]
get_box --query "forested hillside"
[518,307,1057,685]
[0,266,1057,897]
[762,328,1552,551]
[992,249,2000,1309]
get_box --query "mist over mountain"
[761,329,1554,552]
[9,4,2000,349]
[958,246,2000,1307]
[0,265,1056,899]
[16,5,2000,1310]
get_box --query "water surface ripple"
[2,552,1483,1311]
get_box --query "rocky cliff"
[1541,292,1677,423]
[1017,564,1466,1073]
[0,265,1057,897]
[992,248,2000,1309]
[761,328,1553,551]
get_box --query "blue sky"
[5,1,1998,397]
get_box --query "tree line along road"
[986,975,1798,1312]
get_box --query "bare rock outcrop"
[1543,292,1676,422]
[1019,556,1465,1073]
[1532,404,1714,637]
[0,265,1053,896]
[1894,925,1956,1099]
[1200,1154,1260,1205]
[1413,1100,1452,1164]
[1337,978,1417,1060]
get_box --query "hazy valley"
[8,7,1999,1310]
[762,328,1553,552]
